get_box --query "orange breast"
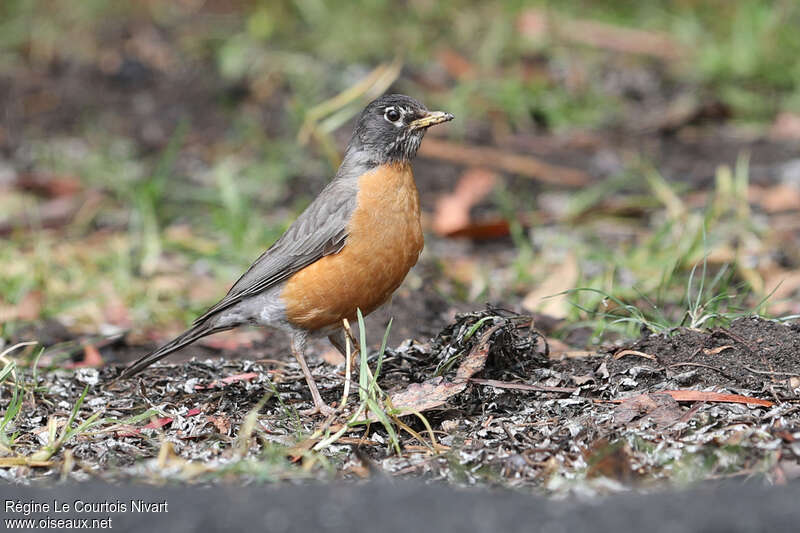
[281,162,424,331]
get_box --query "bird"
[119,94,454,415]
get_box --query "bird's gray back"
[193,165,367,326]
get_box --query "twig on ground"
[418,138,591,186]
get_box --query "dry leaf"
[614,393,683,428]
[66,344,104,368]
[522,252,579,319]
[703,345,733,355]
[433,168,498,236]
[445,220,511,240]
[613,349,656,361]
[660,390,772,407]
[384,377,465,415]
[197,372,259,390]
[380,326,498,417]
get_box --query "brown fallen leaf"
[703,345,734,356]
[433,168,498,236]
[454,327,498,380]
[197,372,259,390]
[383,377,466,416]
[660,390,774,407]
[610,390,774,408]
[65,344,104,368]
[444,220,511,240]
[614,393,683,428]
[380,326,498,417]
[613,349,657,361]
[419,138,590,186]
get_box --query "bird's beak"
[409,110,454,131]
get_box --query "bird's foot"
[299,402,336,417]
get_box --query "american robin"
[120,94,454,415]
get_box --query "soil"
[603,317,800,391]
[3,312,798,491]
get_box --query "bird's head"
[346,94,454,164]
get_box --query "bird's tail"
[118,323,223,379]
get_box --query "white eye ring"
[384,106,403,125]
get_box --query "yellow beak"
[409,110,454,130]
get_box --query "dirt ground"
[3,3,800,494]
[2,311,798,493]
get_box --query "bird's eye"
[384,107,402,123]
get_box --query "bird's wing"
[193,177,358,324]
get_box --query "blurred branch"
[298,58,403,167]
[518,9,687,61]
[419,138,591,187]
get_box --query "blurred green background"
[2,0,800,353]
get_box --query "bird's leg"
[291,331,335,416]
